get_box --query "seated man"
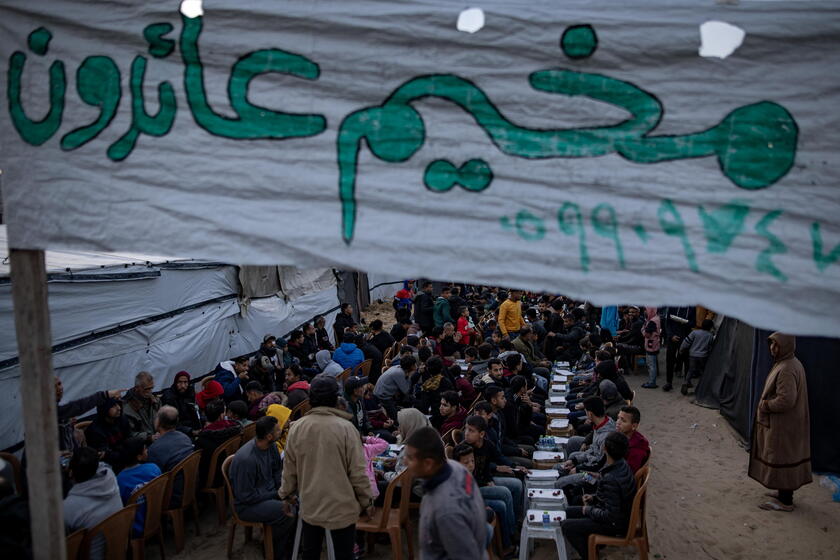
[463,415,525,525]
[122,371,161,442]
[555,396,616,477]
[245,381,266,420]
[332,331,365,370]
[373,355,417,423]
[227,400,253,426]
[213,356,251,403]
[230,416,295,560]
[474,401,533,469]
[562,432,637,560]
[84,397,132,473]
[63,447,123,560]
[284,365,310,411]
[147,406,194,506]
[616,406,650,473]
[453,443,516,551]
[438,391,468,434]
[485,385,533,459]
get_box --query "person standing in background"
[750,333,811,512]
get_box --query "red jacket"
[439,407,468,434]
[455,375,477,407]
[627,430,651,473]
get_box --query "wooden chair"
[81,504,138,560]
[221,455,274,560]
[450,428,464,446]
[467,396,483,415]
[441,428,455,447]
[127,472,169,560]
[201,435,242,525]
[444,445,454,460]
[627,390,636,406]
[339,368,353,384]
[66,528,86,560]
[356,467,415,560]
[0,452,25,497]
[163,450,202,554]
[383,347,394,362]
[355,359,373,377]
[588,465,650,560]
[240,422,257,445]
[290,399,311,421]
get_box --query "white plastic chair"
[519,510,568,560]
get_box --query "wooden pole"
[9,249,66,560]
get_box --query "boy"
[463,415,526,523]
[453,443,515,550]
[679,319,715,395]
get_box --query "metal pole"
[10,248,66,560]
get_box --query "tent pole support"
[10,248,66,560]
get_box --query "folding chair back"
[81,504,138,560]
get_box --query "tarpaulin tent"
[0,226,340,452]
[695,318,840,474]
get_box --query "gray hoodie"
[680,329,714,358]
[569,416,617,469]
[316,350,345,378]
[63,463,123,560]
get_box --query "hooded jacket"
[749,333,812,491]
[433,296,453,328]
[63,463,124,560]
[286,381,311,411]
[195,422,242,487]
[213,361,247,402]
[279,407,373,530]
[196,380,225,410]
[680,328,714,358]
[161,372,201,432]
[316,350,345,378]
[84,398,132,472]
[332,342,364,370]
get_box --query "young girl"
[361,435,389,498]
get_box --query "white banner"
[1,0,839,334]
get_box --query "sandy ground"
[161,302,839,560]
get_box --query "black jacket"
[316,328,334,351]
[360,342,383,380]
[195,424,242,487]
[588,459,637,529]
[161,385,202,433]
[84,399,132,472]
[334,312,356,340]
[370,331,395,354]
[346,397,372,435]
[414,292,435,328]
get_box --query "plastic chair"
[441,428,455,447]
[163,450,202,554]
[383,347,394,362]
[0,452,25,497]
[221,455,274,559]
[291,399,311,421]
[81,504,138,560]
[66,528,87,560]
[356,467,415,560]
[201,435,242,525]
[355,359,373,377]
[339,368,353,384]
[75,420,93,432]
[240,422,257,446]
[127,472,169,559]
[588,465,650,560]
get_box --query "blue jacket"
[213,361,244,401]
[332,342,364,370]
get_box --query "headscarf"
[769,332,796,362]
[266,404,292,452]
[196,380,224,410]
[644,307,658,321]
[397,408,431,441]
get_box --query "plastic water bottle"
[542,511,550,528]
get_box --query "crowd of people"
[2,282,738,560]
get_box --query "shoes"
[680,382,694,395]
[353,543,365,560]
[641,382,658,389]
[662,384,673,392]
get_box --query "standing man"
[662,306,695,392]
[279,377,373,560]
[414,281,436,335]
[404,426,488,560]
[433,286,454,329]
[497,290,525,340]
[334,303,357,342]
[750,333,811,512]
[230,416,295,559]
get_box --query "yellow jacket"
[498,299,525,335]
[279,406,373,529]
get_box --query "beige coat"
[748,333,812,491]
[279,406,373,529]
